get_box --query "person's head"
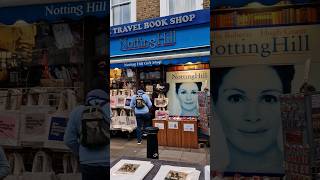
[86,89,108,107]
[212,65,295,153]
[175,82,202,112]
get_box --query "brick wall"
[137,0,160,21]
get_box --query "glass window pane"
[113,6,121,25]
[121,4,131,24]
[169,0,197,15]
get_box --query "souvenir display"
[280,92,320,179]
[153,165,200,180]
[110,159,154,180]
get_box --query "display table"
[153,119,199,148]
[111,156,205,180]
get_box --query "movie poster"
[166,70,210,116]
[210,24,320,175]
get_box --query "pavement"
[110,137,210,166]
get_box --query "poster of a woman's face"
[211,65,295,174]
[175,82,202,116]
[167,70,210,117]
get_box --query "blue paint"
[110,56,210,69]
[0,0,108,24]
[110,9,210,38]
[111,24,210,57]
[212,0,313,8]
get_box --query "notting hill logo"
[120,31,176,51]
[45,1,107,16]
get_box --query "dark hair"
[175,82,202,94]
[211,65,295,103]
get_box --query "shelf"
[212,2,320,13]
[212,22,320,31]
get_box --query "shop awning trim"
[110,51,210,69]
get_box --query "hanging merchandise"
[121,111,137,133]
[118,109,128,128]
[7,89,22,110]
[22,151,57,180]
[111,110,121,130]
[0,26,18,51]
[110,90,118,109]
[69,46,83,64]
[0,110,21,147]
[154,94,169,108]
[155,108,169,120]
[5,153,25,180]
[14,23,37,63]
[0,90,8,110]
[117,90,126,108]
[124,90,134,110]
[57,154,82,180]
[52,23,75,49]
[0,51,8,81]
[126,68,134,78]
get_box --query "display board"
[166,70,210,117]
[211,25,320,176]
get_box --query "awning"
[0,0,107,25]
[212,0,313,8]
[110,51,210,69]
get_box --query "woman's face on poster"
[215,66,283,153]
[177,82,199,112]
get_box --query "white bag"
[19,105,55,147]
[4,153,25,180]
[121,111,136,133]
[22,151,57,180]
[155,108,169,120]
[111,110,121,130]
[0,90,8,110]
[118,109,128,127]
[116,91,126,108]
[57,154,81,180]
[44,94,70,150]
[0,110,21,147]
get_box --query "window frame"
[110,0,136,26]
[160,0,203,17]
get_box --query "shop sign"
[211,24,320,66]
[123,60,162,68]
[111,24,209,56]
[0,0,108,25]
[45,1,107,17]
[120,31,176,51]
[110,9,210,37]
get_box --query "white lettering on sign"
[45,4,84,16]
[112,13,196,35]
[45,1,107,17]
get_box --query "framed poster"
[210,24,320,175]
[166,70,210,116]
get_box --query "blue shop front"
[110,9,211,146]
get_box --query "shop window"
[110,0,136,26]
[160,0,203,17]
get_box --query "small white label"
[154,123,164,130]
[168,121,179,129]
[183,124,194,132]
